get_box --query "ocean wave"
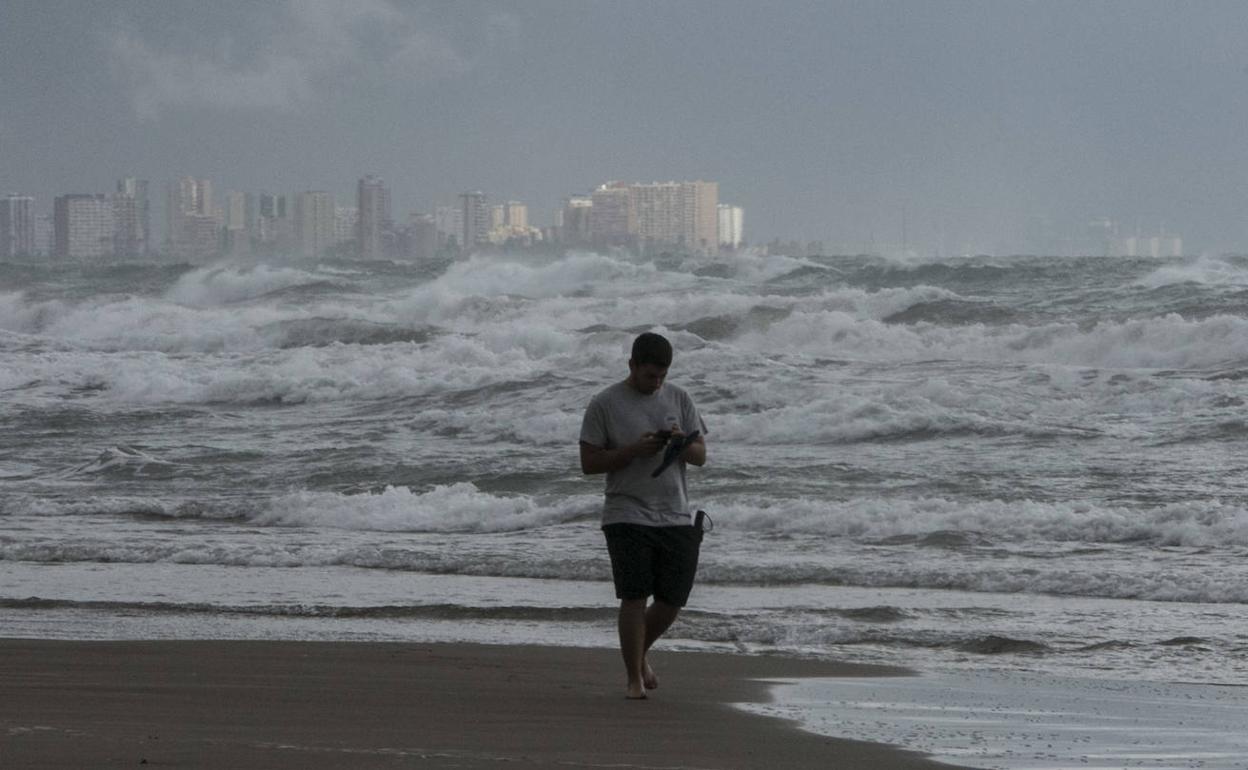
[4,483,598,533]
[259,318,435,348]
[11,288,1245,372]
[2,537,1245,603]
[0,597,612,623]
[4,339,557,404]
[710,385,1097,445]
[255,483,596,533]
[882,298,1020,326]
[0,495,245,520]
[710,495,1248,548]
[736,311,1248,370]
[11,476,1248,550]
[165,264,349,307]
[1134,257,1248,290]
[63,445,177,478]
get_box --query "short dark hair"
[631,332,672,368]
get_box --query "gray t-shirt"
[580,379,708,527]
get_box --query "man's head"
[628,332,672,395]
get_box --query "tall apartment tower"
[589,183,634,248]
[35,215,53,256]
[54,194,115,260]
[434,205,463,249]
[223,191,251,257]
[294,191,335,259]
[357,175,391,259]
[459,191,489,254]
[717,204,744,250]
[1,194,36,260]
[689,181,719,254]
[561,196,592,246]
[406,212,438,261]
[256,192,291,253]
[504,201,528,229]
[116,177,150,257]
[167,177,217,261]
[335,207,359,250]
[627,180,718,255]
[110,193,139,258]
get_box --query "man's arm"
[580,435,665,475]
[681,435,706,467]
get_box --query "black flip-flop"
[651,431,700,478]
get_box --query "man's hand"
[633,431,670,457]
[580,431,667,475]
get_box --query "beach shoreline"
[0,637,963,769]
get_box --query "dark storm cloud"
[3,0,1247,253]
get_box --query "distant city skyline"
[7,171,748,262]
[1,165,1195,262]
[2,2,1245,254]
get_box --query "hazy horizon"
[3,0,1248,255]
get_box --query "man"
[579,332,708,700]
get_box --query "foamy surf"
[4,253,1248,699]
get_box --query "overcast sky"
[2,0,1247,254]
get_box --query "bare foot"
[626,680,647,700]
[643,660,659,690]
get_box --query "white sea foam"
[66,445,174,476]
[0,292,94,344]
[165,264,340,306]
[10,251,1248,375]
[736,310,1248,369]
[12,485,1246,549]
[711,495,1248,547]
[255,483,594,532]
[1135,256,1248,289]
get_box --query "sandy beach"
[0,638,963,769]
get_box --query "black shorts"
[602,522,702,607]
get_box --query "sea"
[3,251,1248,769]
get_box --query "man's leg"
[642,600,680,689]
[619,598,681,697]
[618,598,648,699]
[640,525,700,692]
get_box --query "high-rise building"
[335,207,358,250]
[561,196,592,246]
[637,180,715,255]
[504,201,528,229]
[590,183,634,248]
[1,194,36,260]
[434,205,463,249]
[110,193,140,258]
[403,212,438,261]
[167,177,217,261]
[294,191,335,259]
[588,180,719,255]
[357,175,391,260]
[717,204,744,250]
[259,192,287,220]
[257,193,292,254]
[54,194,115,260]
[460,191,489,254]
[223,191,251,257]
[35,215,53,256]
[182,214,222,263]
[631,182,684,251]
[116,177,150,257]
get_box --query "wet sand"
[0,638,963,768]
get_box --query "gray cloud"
[108,0,472,119]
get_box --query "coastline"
[0,638,963,769]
